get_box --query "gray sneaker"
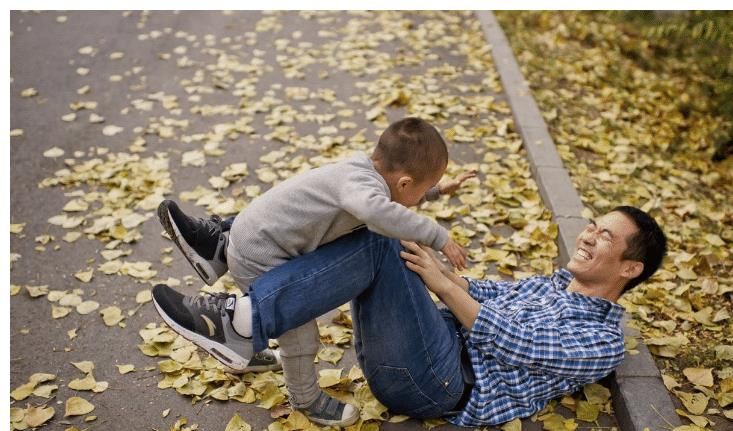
[152,284,254,370]
[298,391,360,427]
[242,350,282,373]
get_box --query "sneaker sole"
[152,296,251,371]
[158,202,220,286]
[304,406,360,427]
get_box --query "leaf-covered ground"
[12,10,624,431]
[497,11,733,431]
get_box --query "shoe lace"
[197,215,223,238]
[186,292,230,312]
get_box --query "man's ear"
[621,261,644,280]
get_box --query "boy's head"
[372,118,448,206]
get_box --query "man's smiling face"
[567,211,641,288]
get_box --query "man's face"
[567,211,640,286]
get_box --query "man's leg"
[350,242,465,419]
[248,229,464,418]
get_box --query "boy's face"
[392,170,444,207]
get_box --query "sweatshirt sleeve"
[418,186,441,204]
[340,173,449,250]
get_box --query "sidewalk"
[476,11,682,431]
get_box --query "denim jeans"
[248,228,465,418]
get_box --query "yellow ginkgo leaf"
[65,396,95,417]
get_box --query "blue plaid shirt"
[448,269,625,427]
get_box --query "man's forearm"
[437,283,480,330]
[444,270,469,291]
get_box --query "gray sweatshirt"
[227,152,448,282]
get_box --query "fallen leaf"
[100,306,124,326]
[683,368,714,387]
[52,305,72,319]
[72,361,95,373]
[136,290,152,304]
[25,405,55,427]
[102,125,124,136]
[500,418,522,431]
[68,374,97,391]
[116,364,135,374]
[317,346,344,365]
[74,268,94,283]
[676,391,709,415]
[225,413,252,431]
[65,396,95,416]
[576,400,600,422]
[76,300,100,315]
[43,147,65,158]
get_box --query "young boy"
[152,117,475,426]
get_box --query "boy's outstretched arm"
[437,170,477,196]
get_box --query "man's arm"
[400,241,623,379]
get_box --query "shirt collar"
[553,268,624,326]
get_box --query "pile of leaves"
[497,11,733,430]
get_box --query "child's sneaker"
[152,284,254,371]
[298,391,360,427]
[243,350,282,373]
[157,200,228,286]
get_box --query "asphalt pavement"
[10,11,619,431]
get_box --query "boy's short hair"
[613,206,667,292]
[372,117,448,181]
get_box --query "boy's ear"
[397,175,414,190]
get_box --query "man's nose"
[581,233,596,245]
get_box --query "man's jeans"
[248,228,465,418]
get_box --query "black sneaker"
[152,284,254,371]
[157,200,228,286]
[298,391,360,427]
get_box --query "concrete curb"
[475,11,682,431]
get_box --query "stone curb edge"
[475,11,681,431]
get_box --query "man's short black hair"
[372,117,448,182]
[613,206,667,292]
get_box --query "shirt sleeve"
[467,278,520,301]
[340,173,449,250]
[467,303,625,380]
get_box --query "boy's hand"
[438,170,477,196]
[441,239,468,271]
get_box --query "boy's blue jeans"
[247,228,465,418]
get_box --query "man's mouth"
[575,248,592,261]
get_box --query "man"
[152,205,666,426]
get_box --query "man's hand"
[401,240,480,328]
[441,238,468,271]
[438,170,477,196]
[400,240,452,297]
